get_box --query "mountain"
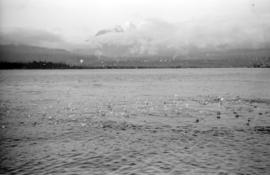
[0,44,98,66]
[0,44,269,68]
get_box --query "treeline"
[0,61,75,69]
[0,61,183,69]
[0,58,269,69]
[251,57,270,68]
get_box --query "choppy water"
[0,68,270,175]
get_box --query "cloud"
[1,14,269,59]
[89,19,178,57]
[0,28,67,48]
[89,16,270,58]
[95,22,137,37]
[95,26,124,37]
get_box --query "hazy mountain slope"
[0,44,269,68]
[0,44,98,66]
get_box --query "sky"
[0,0,270,56]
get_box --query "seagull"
[246,118,251,126]
[218,96,224,106]
[216,111,221,119]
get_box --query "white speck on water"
[80,123,86,127]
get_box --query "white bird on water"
[80,59,84,64]
[218,96,224,107]
[217,96,224,119]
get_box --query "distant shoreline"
[0,61,269,69]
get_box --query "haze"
[0,0,270,57]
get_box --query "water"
[0,68,270,174]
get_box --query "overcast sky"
[0,0,269,55]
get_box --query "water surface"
[0,68,270,174]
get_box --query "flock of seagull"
[194,96,253,127]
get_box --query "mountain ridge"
[0,44,269,68]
